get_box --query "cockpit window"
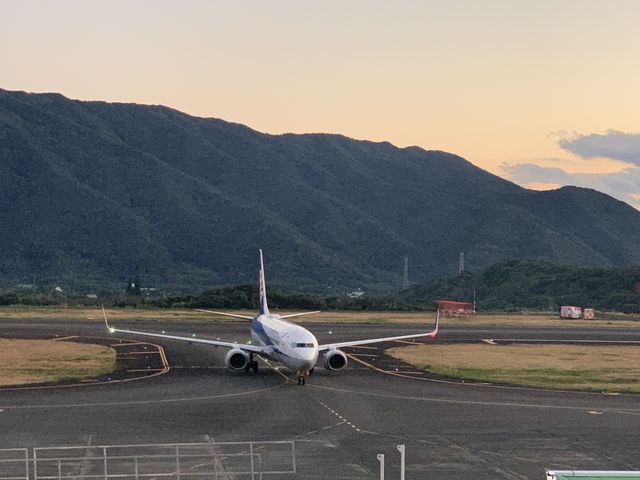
[294,342,314,348]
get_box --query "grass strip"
[0,339,116,386]
[0,306,638,328]
[387,344,640,393]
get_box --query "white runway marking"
[493,338,640,344]
[318,401,361,432]
[310,384,640,417]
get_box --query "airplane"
[104,250,439,385]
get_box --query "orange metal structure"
[436,300,476,318]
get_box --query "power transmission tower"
[402,256,409,290]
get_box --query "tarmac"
[1,318,639,479]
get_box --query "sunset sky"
[3,0,640,208]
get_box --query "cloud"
[501,162,640,209]
[559,130,640,166]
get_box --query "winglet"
[258,249,269,315]
[427,309,440,338]
[102,305,116,333]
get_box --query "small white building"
[560,306,582,319]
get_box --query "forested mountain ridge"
[2,88,640,293]
[402,259,640,313]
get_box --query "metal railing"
[1,441,295,480]
[0,448,29,480]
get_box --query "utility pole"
[377,453,385,480]
[397,444,405,480]
[459,251,465,275]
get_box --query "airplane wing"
[280,311,321,319]
[102,307,265,353]
[195,309,253,320]
[318,311,439,351]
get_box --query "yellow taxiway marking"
[351,345,378,350]
[394,339,421,345]
[0,383,287,410]
[52,336,78,341]
[110,342,155,347]
[127,368,167,373]
[0,337,170,392]
[118,351,161,355]
[258,356,293,383]
[310,384,640,417]
[347,351,640,398]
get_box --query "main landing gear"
[244,353,259,374]
[297,376,306,386]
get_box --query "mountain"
[2,88,640,294]
[402,259,640,313]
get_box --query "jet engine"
[323,349,347,371]
[225,349,250,370]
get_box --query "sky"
[3,0,640,208]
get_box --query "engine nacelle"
[225,349,250,371]
[323,349,348,371]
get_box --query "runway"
[1,319,639,479]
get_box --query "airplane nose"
[301,349,318,368]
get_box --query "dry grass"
[388,343,640,392]
[0,306,427,323]
[0,306,638,328]
[0,339,116,386]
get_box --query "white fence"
[0,442,295,480]
[0,449,29,480]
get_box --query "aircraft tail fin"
[259,249,269,315]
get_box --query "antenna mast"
[402,256,409,290]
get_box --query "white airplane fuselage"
[251,313,318,375]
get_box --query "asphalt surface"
[1,319,640,479]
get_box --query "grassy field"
[0,339,116,386]
[388,343,640,393]
[0,306,639,328]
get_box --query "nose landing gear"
[297,369,310,385]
